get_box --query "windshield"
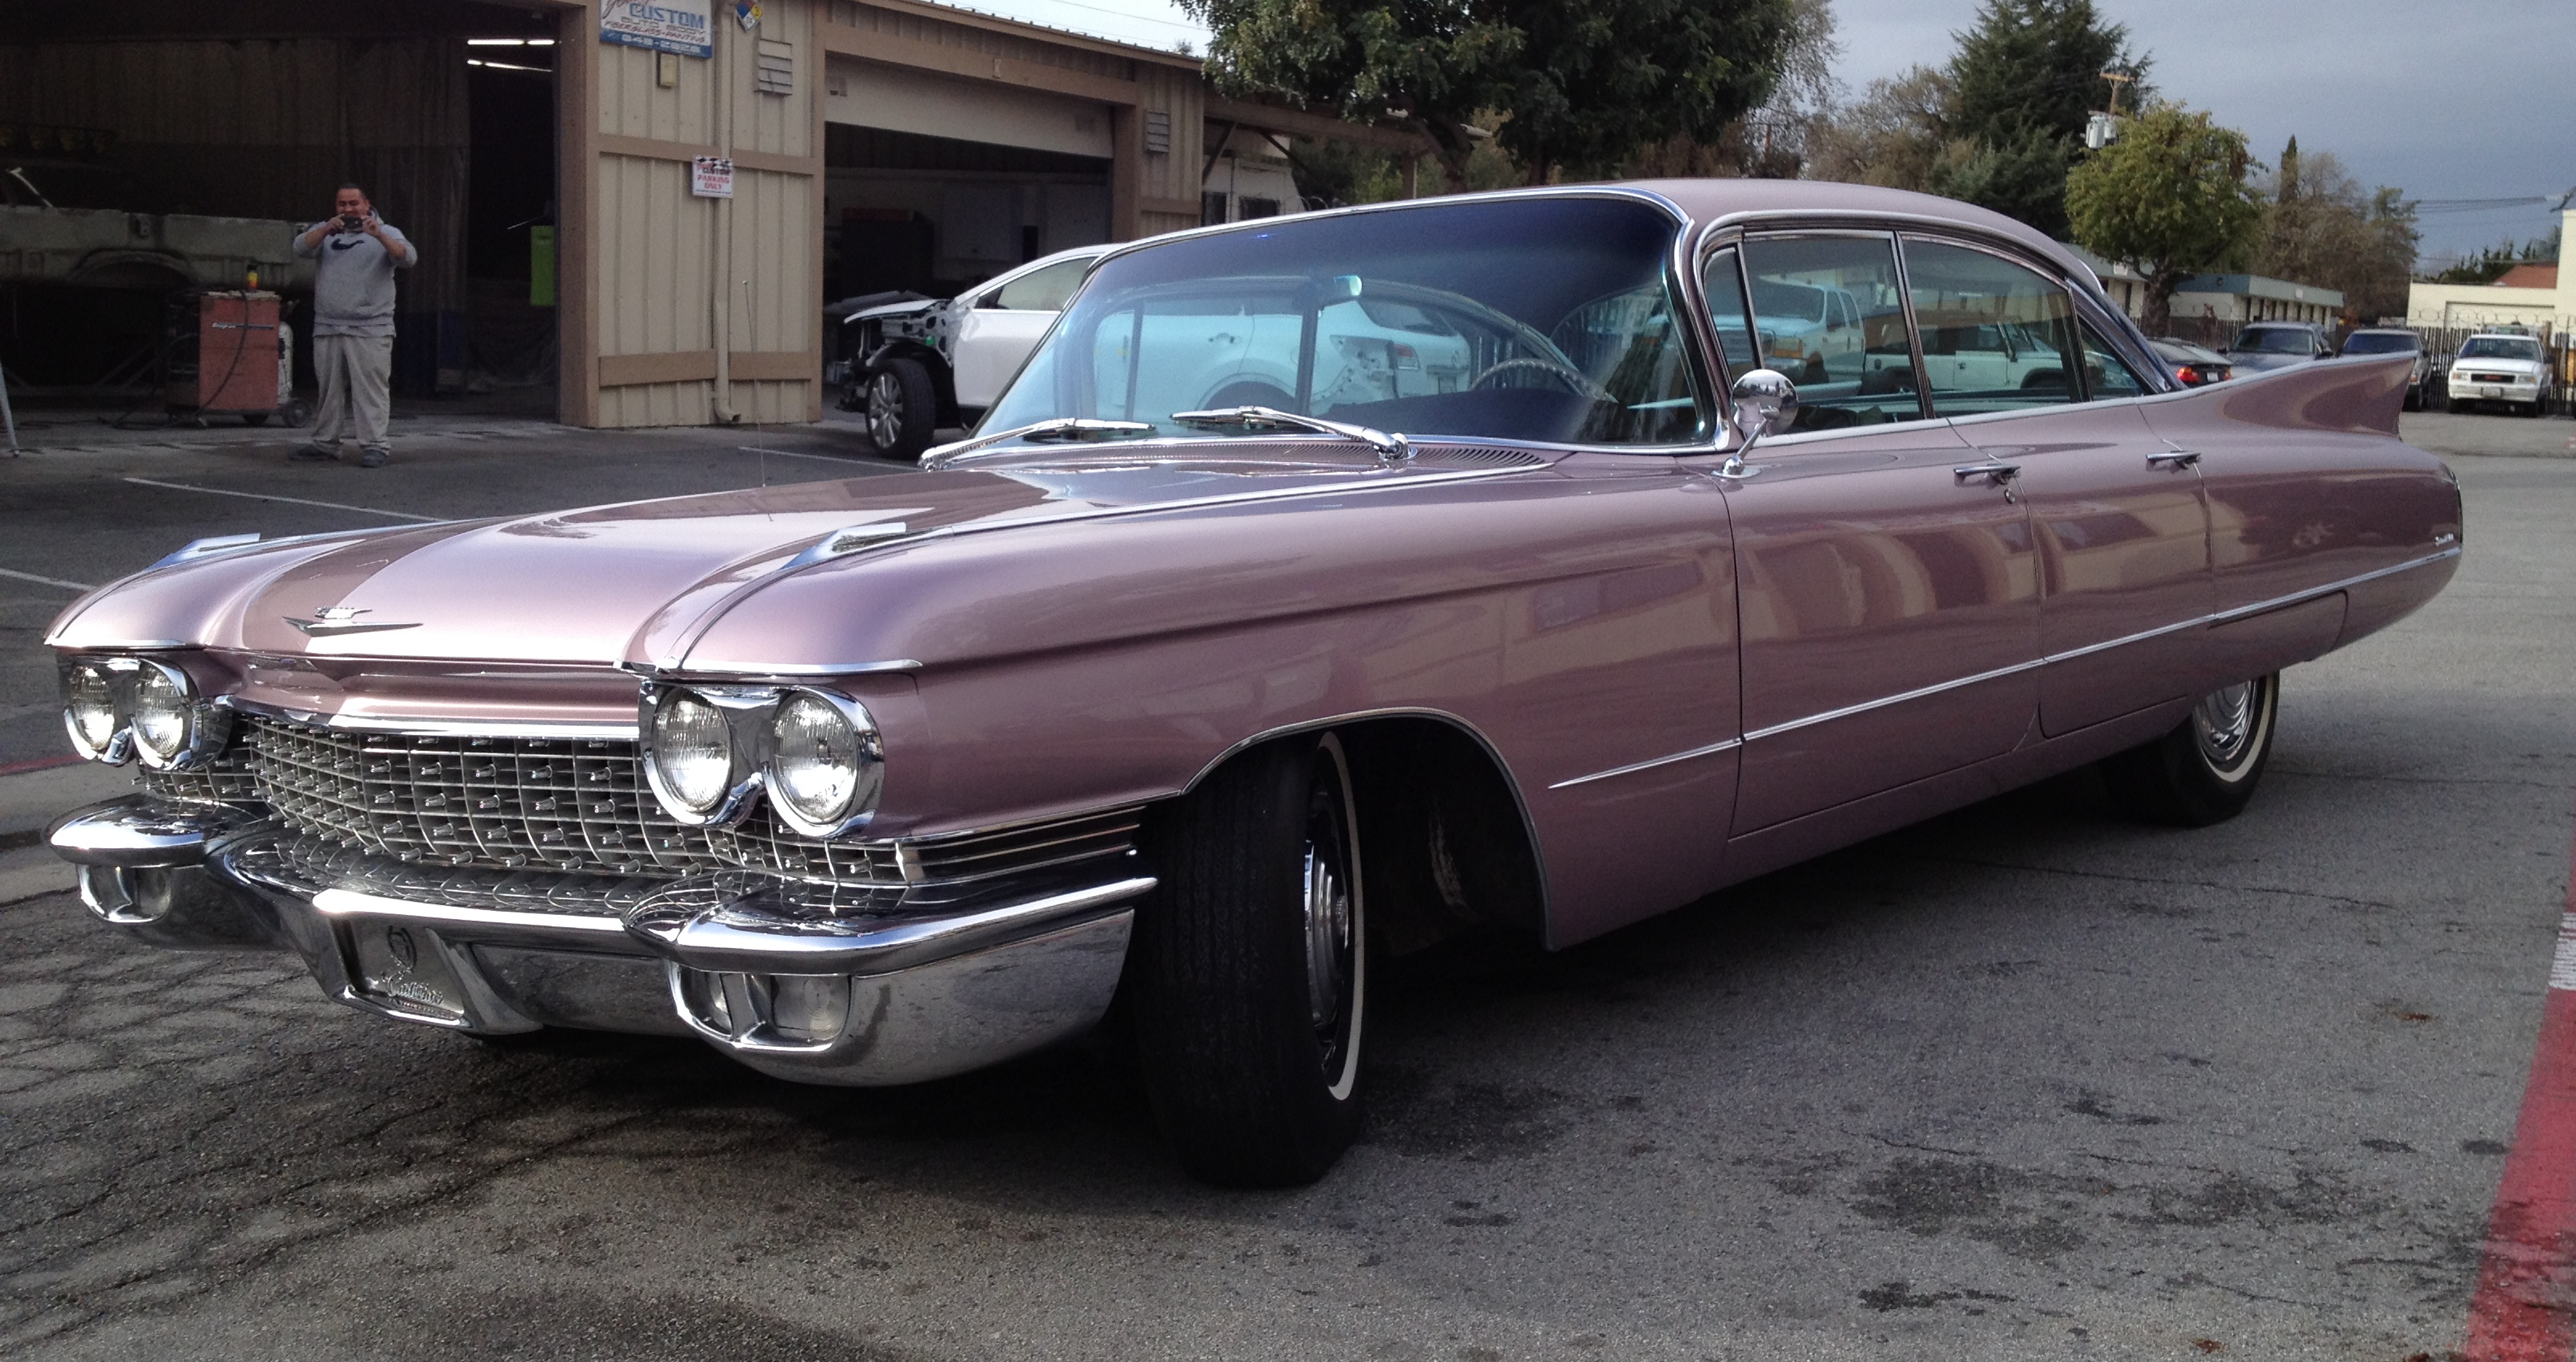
[2233,328,2316,353]
[2339,332,2418,355]
[982,197,1706,447]
[2459,336,2543,362]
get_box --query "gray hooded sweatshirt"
[294,221,416,337]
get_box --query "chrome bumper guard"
[46,794,1151,1086]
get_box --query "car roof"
[1102,180,2108,295]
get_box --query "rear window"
[2233,328,2318,353]
[2459,336,2543,362]
[2340,332,2419,355]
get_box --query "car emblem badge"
[286,605,421,638]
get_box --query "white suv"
[2448,331,2556,417]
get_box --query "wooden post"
[1401,154,1418,199]
[556,4,598,428]
[1110,105,1143,241]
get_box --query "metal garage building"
[0,0,1419,429]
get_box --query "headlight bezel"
[59,654,232,769]
[62,659,129,764]
[641,684,765,826]
[763,688,885,839]
[638,681,885,835]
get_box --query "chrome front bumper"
[46,794,1149,1086]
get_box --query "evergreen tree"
[1941,0,2144,236]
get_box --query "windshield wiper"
[1169,405,1411,463]
[921,417,1156,470]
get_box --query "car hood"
[46,447,1551,670]
[848,297,943,323]
[2452,355,2547,375]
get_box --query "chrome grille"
[249,717,743,876]
[219,716,1136,886]
[140,754,262,806]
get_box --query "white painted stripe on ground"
[2549,913,2576,991]
[737,445,869,465]
[0,566,94,591]
[121,477,441,523]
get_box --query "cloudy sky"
[955,0,2575,268]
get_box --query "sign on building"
[691,156,735,199]
[601,0,713,59]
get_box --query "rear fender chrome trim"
[1549,736,1742,790]
[1732,546,2463,749]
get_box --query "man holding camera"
[291,184,414,468]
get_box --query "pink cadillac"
[43,182,2459,1186]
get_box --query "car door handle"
[2147,449,2201,469]
[1952,461,2021,485]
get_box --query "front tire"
[2099,675,2280,827]
[861,358,937,461]
[1132,733,1366,1187]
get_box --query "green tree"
[2255,145,2420,322]
[1179,0,1800,191]
[1804,65,1955,190]
[2065,104,2266,332]
[1939,0,2144,235]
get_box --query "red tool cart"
[166,289,306,426]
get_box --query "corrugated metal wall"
[0,37,470,388]
[588,0,820,428]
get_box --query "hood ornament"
[286,605,421,638]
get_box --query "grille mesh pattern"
[244,717,900,879]
[219,716,1132,886]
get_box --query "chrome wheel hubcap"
[1301,840,1352,1035]
[2193,681,2257,768]
[866,374,903,447]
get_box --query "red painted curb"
[2465,816,2576,1360]
[0,754,82,777]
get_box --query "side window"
[1701,245,1757,380]
[1900,238,2080,416]
[992,258,1088,312]
[1739,233,1925,433]
[2077,318,2150,400]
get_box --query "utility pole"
[2086,68,2139,150]
[2100,68,2137,116]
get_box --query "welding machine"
[161,289,306,426]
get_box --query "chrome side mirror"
[1719,368,1798,478]
[1730,368,1798,442]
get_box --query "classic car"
[42,181,2459,1187]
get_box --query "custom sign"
[601,0,713,59]
[691,156,735,199]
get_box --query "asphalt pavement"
[1,408,2571,1360]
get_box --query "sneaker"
[358,446,388,468]
[291,444,339,462]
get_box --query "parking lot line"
[736,445,869,465]
[0,566,92,591]
[2465,815,2576,1360]
[121,477,442,523]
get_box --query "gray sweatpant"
[310,333,393,452]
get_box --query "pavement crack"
[1881,851,2401,912]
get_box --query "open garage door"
[0,2,559,408]
[822,54,1111,304]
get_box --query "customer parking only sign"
[601,0,713,59]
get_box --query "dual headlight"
[61,656,231,769]
[642,684,885,836]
